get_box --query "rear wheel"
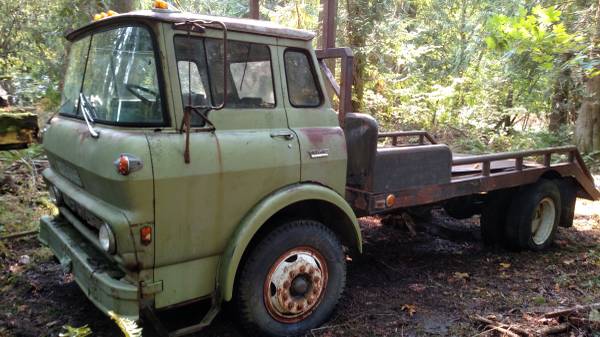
[505,180,561,251]
[480,190,511,246]
[235,220,346,337]
[444,196,480,220]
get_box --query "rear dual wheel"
[505,180,561,251]
[481,180,562,250]
[235,220,346,337]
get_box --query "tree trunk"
[549,54,573,132]
[248,0,259,19]
[575,0,600,152]
[346,0,367,112]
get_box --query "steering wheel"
[125,84,159,105]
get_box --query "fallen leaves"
[448,272,470,284]
[401,304,417,317]
[408,283,426,293]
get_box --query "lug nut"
[288,302,294,310]
[300,265,306,273]
[283,280,290,289]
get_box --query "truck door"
[147,31,300,307]
[277,44,347,194]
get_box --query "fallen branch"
[544,303,600,318]
[0,229,38,240]
[401,212,418,236]
[485,325,521,337]
[567,316,600,330]
[539,323,569,336]
[472,315,530,336]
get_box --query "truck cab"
[40,8,360,337]
[39,6,599,337]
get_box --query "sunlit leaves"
[486,5,581,72]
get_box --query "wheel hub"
[531,197,556,245]
[264,247,328,323]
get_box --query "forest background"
[2,0,600,169]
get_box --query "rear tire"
[505,180,561,251]
[444,197,480,220]
[480,190,511,246]
[235,219,346,337]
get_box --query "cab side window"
[175,37,276,114]
[284,50,322,107]
[205,40,275,108]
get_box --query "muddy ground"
[1,153,599,337]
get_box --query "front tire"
[505,180,561,251]
[235,219,346,337]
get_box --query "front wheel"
[235,220,346,337]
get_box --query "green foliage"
[59,325,92,337]
[486,6,581,71]
[2,0,599,156]
[109,311,143,337]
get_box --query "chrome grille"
[63,194,103,231]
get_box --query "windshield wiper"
[79,92,100,138]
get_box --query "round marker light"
[99,224,116,254]
[153,0,169,9]
[117,154,130,175]
[385,194,396,208]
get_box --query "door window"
[174,36,275,113]
[284,50,322,107]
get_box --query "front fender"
[218,183,361,302]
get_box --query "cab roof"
[66,10,316,42]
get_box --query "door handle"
[270,131,295,140]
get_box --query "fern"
[108,311,143,337]
[59,325,92,337]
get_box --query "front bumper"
[39,215,139,320]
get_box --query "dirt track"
[1,199,599,337]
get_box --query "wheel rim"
[531,197,556,245]
[263,246,328,323]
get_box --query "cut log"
[0,111,38,150]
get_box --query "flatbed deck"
[346,144,599,216]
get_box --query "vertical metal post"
[339,52,354,122]
[482,162,491,177]
[249,0,259,19]
[544,153,552,167]
[515,157,524,171]
[321,0,337,50]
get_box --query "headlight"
[48,185,64,206]
[99,224,116,254]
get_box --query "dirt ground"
[0,153,599,337]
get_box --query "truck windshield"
[59,25,165,126]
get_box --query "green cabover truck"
[39,6,600,337]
